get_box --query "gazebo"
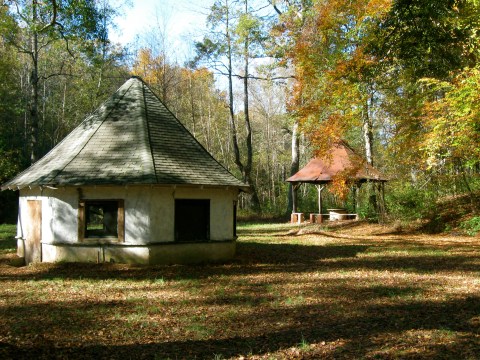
[286,141,388,223]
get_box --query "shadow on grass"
[1,295,479,359]
[236,242,369,264]
[1,239,479,282]
[0,226,16,252]
[0,237,15,251]
[1,224,480,358]
[0,242,370,283]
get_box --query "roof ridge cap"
[139,81,159,184]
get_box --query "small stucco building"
[1,77,247,265]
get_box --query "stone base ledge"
[41,241,236,265]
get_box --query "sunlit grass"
[0,224,16,254]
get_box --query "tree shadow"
[1,225,480,359]
[236,242,369,265]
[1,235,479,281]
[0,242,371,283]
[1,295,478,359]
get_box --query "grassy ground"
[0,221,479,359]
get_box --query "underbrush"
[460,216,480,236]
[420,192,480,234]
[384,184,480,235]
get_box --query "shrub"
[460,216,480,236]
[385,182,437,221]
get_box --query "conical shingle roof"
[2,77,247,190]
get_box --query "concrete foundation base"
[41,241,236,265]
[291,213,304,224]
[309,214,324,223]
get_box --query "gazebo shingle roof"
[2,77,247,190]
[287,141,388,184]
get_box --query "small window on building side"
[86,201,118,237]
[79,200,124,241]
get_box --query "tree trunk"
[363,92,380,217]
[242,8,261,211]
[363,98,374,166]
[287,119,300,214]
[225,3,243,175]
[30,0,39,164]
[189,72,197,136]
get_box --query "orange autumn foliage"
[279,0,392,155]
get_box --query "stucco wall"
[19,187,81,245]
[171,187,238,242]
[17,185,239,250]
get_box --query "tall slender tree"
[5,0,112,163]
[193,0,266,210]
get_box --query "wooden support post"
[310,214,324,224]
[316,185,325,215]
[292,183,300,214]
[353,184,359,214]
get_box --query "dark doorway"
[175,199,210,242]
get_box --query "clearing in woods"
[0,221,479,359]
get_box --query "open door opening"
[175,199,210,242]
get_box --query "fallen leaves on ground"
[0,222,479,359]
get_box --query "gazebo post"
[353,184,358,213]
[316,185,324,222]
[378,181,387,222]
[292,182,298,213]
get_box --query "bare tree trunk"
[188,72,197,136]
[287,119,300,214]
[242,14,261,211]
[59,81,67,145]
[363,98,374,166]
[225,2,242,175]
[363,91,382,219]
[30,0,39,164]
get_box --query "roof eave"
[2,182,249,192]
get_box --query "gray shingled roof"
[2,77,247,190]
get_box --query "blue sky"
[110,0,212,59]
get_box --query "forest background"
[0,0,479,226]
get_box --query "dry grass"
[0,222,479,359]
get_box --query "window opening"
[85,201,119,238]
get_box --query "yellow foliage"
[281,0,393,150]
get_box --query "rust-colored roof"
[287,141,388,183]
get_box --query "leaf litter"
[0,221,479,359]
